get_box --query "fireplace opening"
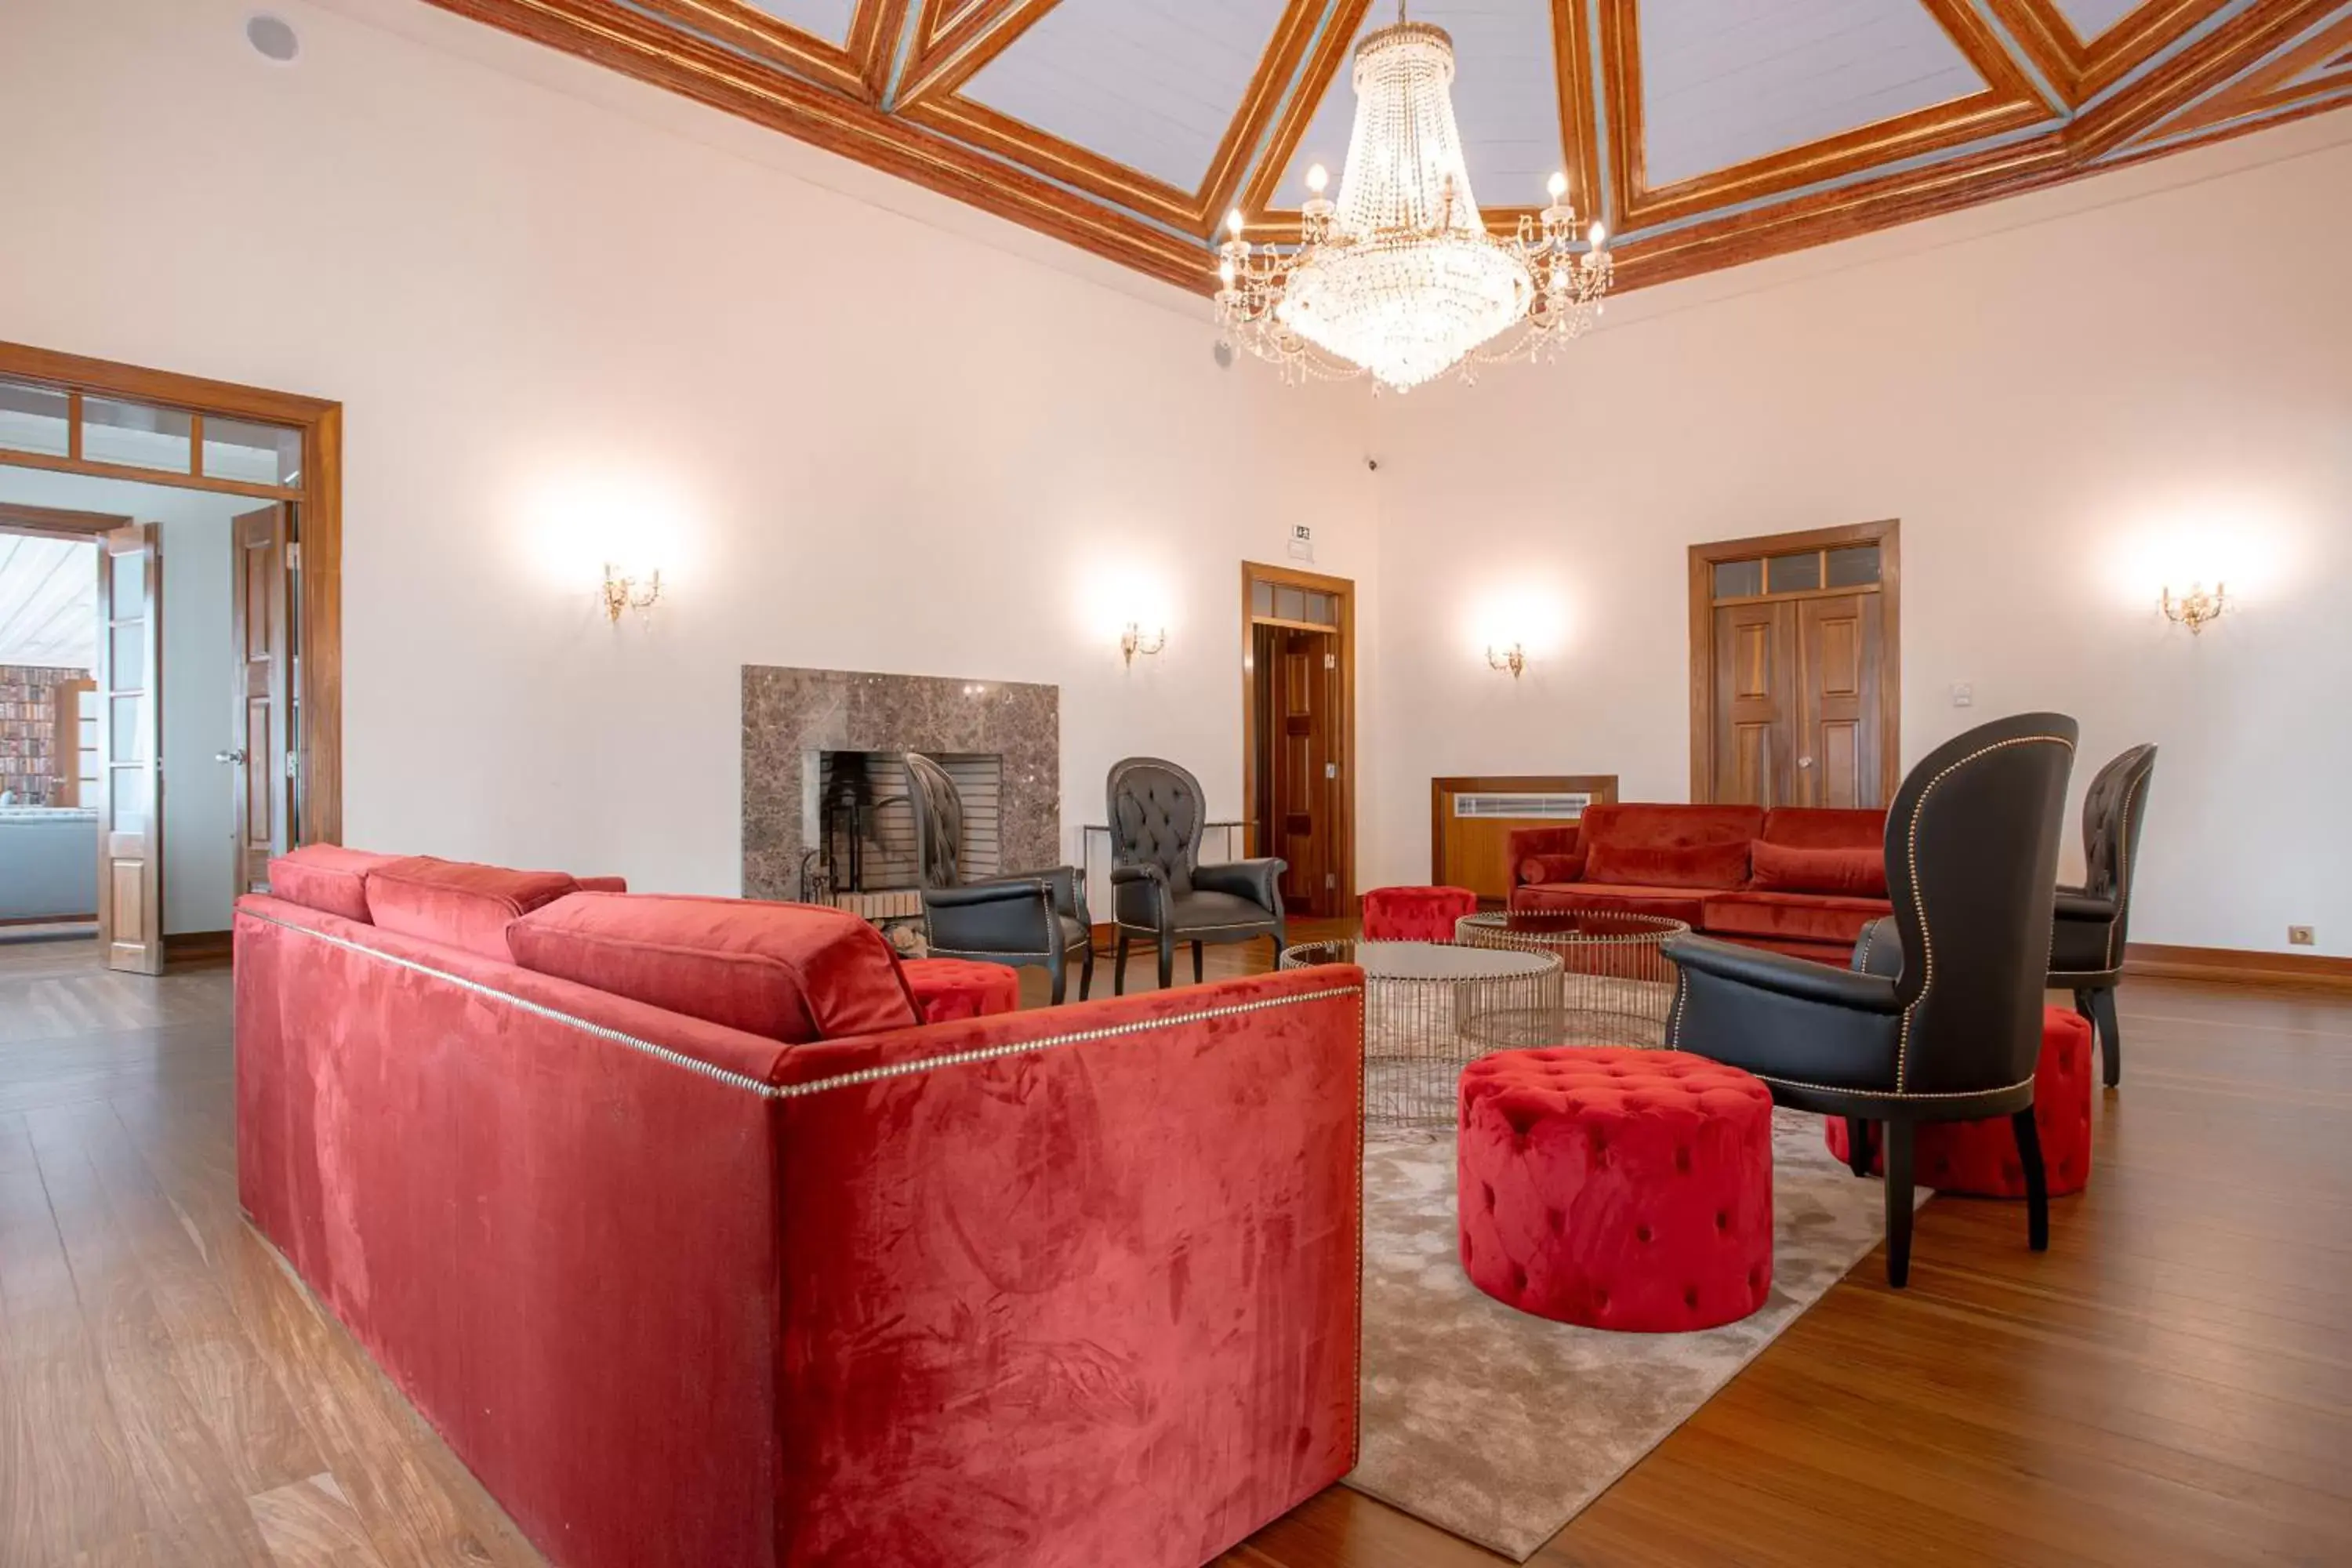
[804,750,1002,902]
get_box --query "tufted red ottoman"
[1826,1005,2095,1196]
[1362,884,1481,943]
[902,957,1022,1024]
[1457,1047,1774,1331]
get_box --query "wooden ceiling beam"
[2070,0,2344,160]
[895,0,1058,109]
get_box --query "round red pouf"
[1825,1005,2095,1196]
[902,957,1021,1024]
[1457,1047,1773,1331]
[1362,885,1481,943]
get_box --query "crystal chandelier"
[1215,8,1613,392]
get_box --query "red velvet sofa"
[1508,804,1891,964]
[236,847,1363,1568]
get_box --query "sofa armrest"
[1850,915,1904,979]
[921,879,1058,955]
[1505,826,1581,885]
[768,967,1365,1559]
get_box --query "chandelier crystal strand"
[1215,16,1613,392]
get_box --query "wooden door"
[1271,628,1338,914]
[96,524,164,975]
[1712,600,1796,808]
[48,677,96,807]
[231,504,292,892]
[1795,594,1883,807]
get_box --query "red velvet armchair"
[236,849,1364,1568]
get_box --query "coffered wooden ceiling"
[427,0,2352,292]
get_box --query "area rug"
[1345,1109,1918,1559]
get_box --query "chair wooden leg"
[1079,943,1094,1002]
[2089,986,2122,1087]
[1157,934,1174,991]
[1047,955,1066,1007]
[2012,1107,2050,1252]
[1883,1120,1915,1290]
[1192,941,1204,984]
[1113,933,1129,996]
[1844,1117,1875,1179]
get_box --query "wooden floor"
[2,931,2347,1566]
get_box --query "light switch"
[1951,682,1974,708]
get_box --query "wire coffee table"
[1279,938,1564,1127]
[1454,909,1688,1048]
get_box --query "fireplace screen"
[805,750,1002,900]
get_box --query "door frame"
[1688,518,1901,806]
[1240,561,1357,918]
[0,339,343,846]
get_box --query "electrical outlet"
[2288,925,2316,946]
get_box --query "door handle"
[215,748,247,765]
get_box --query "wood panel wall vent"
[1452,791,1594,820]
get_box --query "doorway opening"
[1241,561,1356,919]
[0,343,341,973]
[1688,520,1900,810]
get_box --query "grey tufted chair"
[907,753,1092,1004]
[1106,757,1287,991]
[2047,744,2157,1087]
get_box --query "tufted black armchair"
[1105,757,1287,992]
[1662,713,2079,1287]
[2048,743,2157,1087]
[906,752,1092,1004]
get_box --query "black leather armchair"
[906,753,1092,1004]
[2048,743,2157,1087]
[1105,757,1287,992]
[1662,713,2080,1287]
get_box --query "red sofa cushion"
[1748,840,1889,898]
[507,892,920,1044]
[1361,885,1481,942]
[1700,891,1889,949]
[1577,804,1762,890]
[1517,854,1584,885]
[267,844,397,924]
[365,855,577,959]
[1759,806,1886,851]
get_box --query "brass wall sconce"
[1121,622,1167,667]
[2161,582,2226,634]
[1487,643,1527,679]
[601,564,662,625]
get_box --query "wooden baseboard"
[2124,942,2352,993]
[0,913,96,927]
[164,929,234,966]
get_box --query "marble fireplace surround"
[741,666,1060,902]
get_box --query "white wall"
[0,470,244,935]
[1364,123,2352,956]
[0,0,1378,898]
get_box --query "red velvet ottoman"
[1363,884,1480,942]
[1457,1047,1774,1331]
[1826,1005,2095,1196]
[902,956,1022,1023]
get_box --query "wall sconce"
[601,563,662,625]
[1486,642,1527,679]
[1121,622,1167,667]
[2161,582,2225,634]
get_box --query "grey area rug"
[1346,1109,1918,1560]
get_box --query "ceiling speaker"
[246,13,300,64]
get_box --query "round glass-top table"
[1279,938,1565,1127]
[1454,909,1688,1049]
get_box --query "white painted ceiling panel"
[0,535,96,670]
[1275,2,1567,210]
[746,0,858,47]
[2051,0,2146,43]
[1640,0,1986,190]
[962,0,1294,192]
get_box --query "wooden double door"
[1693,524,1899,811]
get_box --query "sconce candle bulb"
[1486,642,1527,679]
